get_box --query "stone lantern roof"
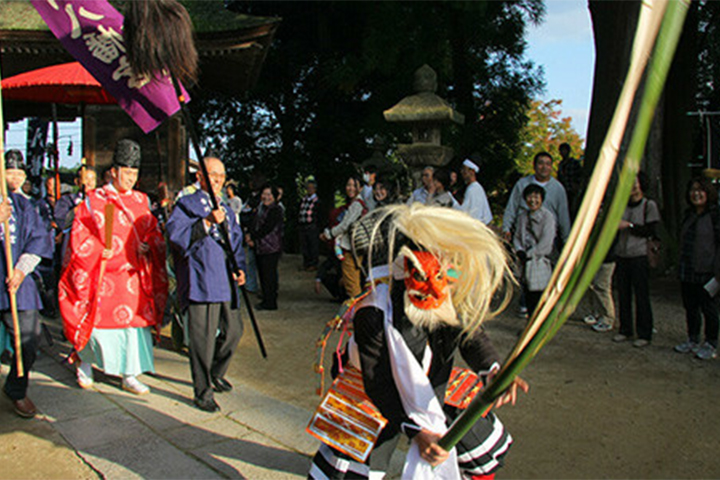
[383,65,464,169]
[383,64,464,125]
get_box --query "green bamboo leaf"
[439,0,689,451]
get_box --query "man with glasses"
[167,156,246,412]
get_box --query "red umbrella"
[1,61,116,104]
[1,62,116,201]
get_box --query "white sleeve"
[503,182,523,233]
[15,253,41,276]
[477,188,493,225]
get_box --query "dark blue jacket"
[166,190,246,309]
[0,193,53,311]
[54,192,82,232]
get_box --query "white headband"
[463,159,479,172]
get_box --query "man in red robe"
[59,139,168,395]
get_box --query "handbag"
[647,237,661,269]
[643,199,662,269]
[525,256,553,291]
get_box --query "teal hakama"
[0,323,12,353]
[78,327,154,377]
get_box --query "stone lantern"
[383,64,464,179]
[361,136,390,172]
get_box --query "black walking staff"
[122,0,266,358]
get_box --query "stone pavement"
[0,324,318,479]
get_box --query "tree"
[584,0,640,176]
[696,1,720,111]
[193,1,545,249]
[516,99,585,177]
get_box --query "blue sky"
[4,0,596,166]
[4,119,81,168]
[526,0,595,142]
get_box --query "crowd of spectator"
[291,144,717,361]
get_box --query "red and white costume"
[59,184,168,357]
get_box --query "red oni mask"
[404,251,450,310]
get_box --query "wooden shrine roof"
[0,0,280,98]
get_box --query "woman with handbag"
[613,172,660,348]
[674,177,719,360]
[513,184,556,317]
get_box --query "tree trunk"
[660,1,699,237]
[586,0,700,269]
[584,0,641,174]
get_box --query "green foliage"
[516,99,585,176]
[697,0,720,110]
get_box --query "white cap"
[463,158,479,172]
[188,159,199,174]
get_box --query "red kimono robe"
[59,184,168,351]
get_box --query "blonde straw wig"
[360,203,515,337]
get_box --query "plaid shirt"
[557,157,584,194]
[298,193,319,225]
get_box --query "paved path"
[1,325,316,479]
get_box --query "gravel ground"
[231,254,720,479]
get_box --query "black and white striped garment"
[308,412,511,479]
[454,411,512,476]
[308,443,371,479]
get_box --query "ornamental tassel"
[123,0,198,86]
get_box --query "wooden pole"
[0,63,24,377]
[70,203,114,354]
[52,103,60,202]
[96,204,115,288]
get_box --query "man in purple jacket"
[166,157,246,412]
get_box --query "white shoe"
[592,321,613,333]
[122,375,150,395]
[696,342,717,360]
[674,340,700,354]
[583,315,597,325]
[76,362,94,390]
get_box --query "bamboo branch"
[512,0,670,361]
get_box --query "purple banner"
[32,0,189,133]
